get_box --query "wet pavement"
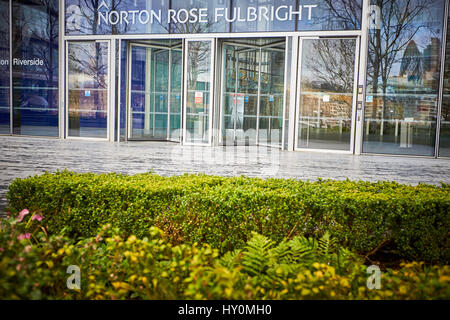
[1,136,449,213]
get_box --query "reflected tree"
[322,0,363,29]
[304,39,356,118]
[367,0,442,121]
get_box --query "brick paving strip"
[1,136,449,215]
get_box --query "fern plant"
[241,232,273,277]
[227,231,358,284]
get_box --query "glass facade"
[65,0,362,36]
[363,0,446,156]
[11,0,59,136]
[440,4,450,157]
[0,0,449,159]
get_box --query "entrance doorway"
[219,38,286,148]
[127,40,183,142]
[295,37,359,152]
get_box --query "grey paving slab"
[1,136,449,213]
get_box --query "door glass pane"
[364,0,445,156]
[258,47,285,147]
[129,45,147,139]
[298,38,356,151]
[221,44,259,145]
[439,4,450,157]
[68,41,108,138]
[129,42,182,141]
[185,40,212,144]
[170,49,182,141]
[153,50,169,139]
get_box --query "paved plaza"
[1,136,449,213]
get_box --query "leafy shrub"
[6,171,450,263]
[0,215,448,300]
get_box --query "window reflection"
[303,0,362,31]
[363,0,445,156]
[12,0,59,136]
[0,0,9,134]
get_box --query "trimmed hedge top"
[6,170,450,263]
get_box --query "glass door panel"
[296,38,357,151]
[184,39,214,145]
[169,49,182,141]
[129,45,171,140]
[67,41,109,139]
[221,44,259,145]
[153,49,170,139]
[258,47,285,148]
[128,42,182,142]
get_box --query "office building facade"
[0,0,449,158]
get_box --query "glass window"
[363,0,446,156]
[66,0,169,35]
[67,41,109,138]
[66,0,361,35]
[0,0,9,134]
[170,0,229,33]
[66,0,230,35]
[439,5,450,157]
[231,0,297,32]
[12,0,59,136]
[232,0,362,32]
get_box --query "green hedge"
[6,170,450,263]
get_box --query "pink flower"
[17,233,31,240]
[24,245,32,253]
[32,214,44,222]
[17,209,30,222]
[0,247,4,252]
